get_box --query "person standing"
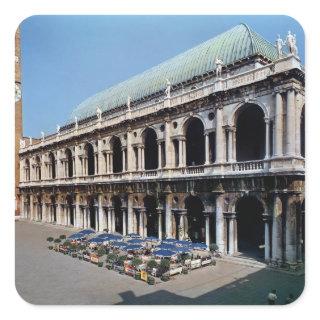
[267,289,278,305]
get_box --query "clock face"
[15,83,21,102]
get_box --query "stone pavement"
[15,220,304,305]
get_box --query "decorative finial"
[215,57,224,78]
[56,125,60,134]
[127,96,131,110]
[29,137,32,146]
[96,106,102,120]
[74,116,78,129]
[41,131,45,141]
[165,79,171,98]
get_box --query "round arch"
[142,127,158,170]
[185,195,205,242]
[110,136,123,173]
[236,195,265,259]
[84,143,95,176]
[184,117,205,166]
[234,103,266,161]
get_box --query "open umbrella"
[155,243,176,251]
[145,236,159,242]
[112,241,127,249]
[127,238,145,245]
[173,246,190,254]
[125,244,143,251]
[127,233,141,239]
[108,234,123,241]
[190,242,208,250]
[176,240,192,247]
[162,238,178,244]
[87,237,105,244]
[96,233,110,239]
[154,249,176,258]
[79,229,95,235]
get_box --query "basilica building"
[19,24,305,267]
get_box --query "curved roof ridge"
[70,23,277,122]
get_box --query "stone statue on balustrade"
[215,58,224,78]
[96,106,102,120]
[275,34,285,58]
[165,79,171,98]
[286,31,298,56]
[19,139,25,149]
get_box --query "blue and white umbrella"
[154,249,176,258]
[189,242,208,250]
[127,233,141,239]
[173,246,191,254]
[125,244,144,251]
[79,229,95,235]
[127,239,145,245]
[112,241,127,249]
[87,237,105,244]
[145,236,159,242]
[162,238,178,244]
[155,243,177,251]
[176,240,192,247]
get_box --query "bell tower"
[15,27,23,216]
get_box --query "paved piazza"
[15,221,304,305]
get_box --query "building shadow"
[116,268,305,305]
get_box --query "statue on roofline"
[165,79,171,98]
[215,58,224,78]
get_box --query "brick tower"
[15,28,23,216]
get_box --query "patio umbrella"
[145,236,159,242]
[162,238,178,244]
[79,229,95,235]
[96,233,110,239]
[154,249,176,258]
[127,233,141,239]
[127,239,145,245]
[112,241,127,249]
[175,240,192,247]
[173,246,190,254]
[155,243,177,251]
[108,234,123,241]
[87,237,105,244]
[125,244,143,251]
[189,242,208,250]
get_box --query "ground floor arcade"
[19,175,304,267]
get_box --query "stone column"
[178,209,187,240]
[225,127,234,162]
[126,128,134,172]
[97,139,104,175]
[271,195,283,263]
[127,193,134,234]
[122,207,127,236]
[262,213,271,262]
[215,106,225,163]
[164,118,173,168]
[204,213,210,249]
[204,133,210,165]
[122,148,126,172]
[265,118,270,159]
[227,213,236,255]
[165,192,173,238]
[42,201,46,223]
[274,92,283,157]
[94,205,99,231]
[98,193,104,231]
[156,208,163,240]
[178,139,183,167]
[138,146,142,171]
[215,193,225,253]
[107,207,112,232]
[157,141,162,169]
[56,202,62,225]
[182,139,187,167]
[141,147,145,171]
[285,194,298,264]
[138,208,145,237]
[20,194,25,218]
[286,89,296,156]
[110,152,114,173]
[29,194,34,220]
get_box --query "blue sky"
[20,15,304,137]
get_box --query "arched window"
[25,158,30,181]
[35,156,41,180]
[85,143,95,176]
[65,148,73,177]
[143,128,158,170]
[48,153,56,179]
[111,136,122,173]
[236,104,265,161]
[185,118,205,166]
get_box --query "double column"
[121,207,127,236]
[165,192,173,238]
[215,193,225,253]
[224,126,235,163]
[156,207,164,240]
[262,213,272,261]
[177,209,187,240]
[215,106,226,163]
[286,89,296,156]
[178,137,186,168]
[137,144,145,171]
[224,212,236,255]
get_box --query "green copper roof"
[70,23,277,121]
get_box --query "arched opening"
[300,107,305,157]
[185,195,205,242]
[113,196,123,234]
[66,195,74,226]
[25,159,30,181]
[37,196,42,221]
[35,156,41,180]
[65,148,73,178]
[111,136,123,173]
[236,196,264,259]
[143,128,158,170]
[48,153,56,179]
[50,195,56,223]
[236,104,265,161]
[185,118,205,166]
[85,143,95,176]
[88,197,96,230]
[144,195,158,237]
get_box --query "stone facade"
[19,38,305,267]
